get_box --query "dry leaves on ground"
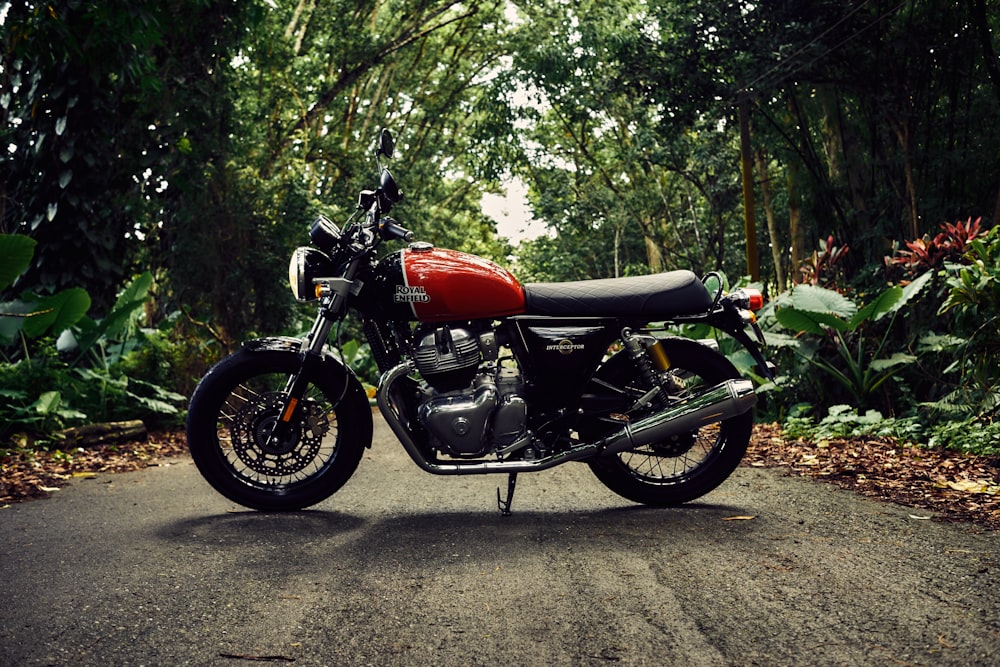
[0,432,188,505]
[748,424,1000,531]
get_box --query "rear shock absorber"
[620,328,671,409]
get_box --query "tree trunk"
[889,115,920,239]
[643,233,663,274]
[819,85,869,228]
[738,88,759,281]
[787,157,805,281]
[755,148,786,292]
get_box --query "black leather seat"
[523,270,713,318]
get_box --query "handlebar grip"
[380,217,414,242]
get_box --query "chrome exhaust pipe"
[598,379,756,457]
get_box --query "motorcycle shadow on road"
[157,510,367,549]
[155,501,755,567]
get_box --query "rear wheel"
[186,348,371,511]
[585,337,753,506]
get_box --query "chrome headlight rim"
[288,247,336,302]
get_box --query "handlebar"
[379,217,414,242]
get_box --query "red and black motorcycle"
[186,129,774,514]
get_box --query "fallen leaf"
[945,479,1000,495]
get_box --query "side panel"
[507,318,620,412]
[352,251,415,321]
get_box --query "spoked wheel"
[186,348,371,511]
[585,337,753,506]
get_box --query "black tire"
[186,348,372,511]
[585,337,753,506]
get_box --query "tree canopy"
[2,0,1000,448]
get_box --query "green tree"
[1,1,168,311]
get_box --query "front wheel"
[585,337,753,506]
[186,347,372,511]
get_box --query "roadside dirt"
[2,425,999,530]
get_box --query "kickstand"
[497,473,517,516]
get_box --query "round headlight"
[288,247,336,301]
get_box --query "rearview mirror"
[377,128,395,159]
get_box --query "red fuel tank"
[397,245,526,322]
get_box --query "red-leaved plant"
[886,216,985,276]
[798,235,850,287]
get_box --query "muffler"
[599,379,756,457]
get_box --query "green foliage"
[339,339,379,394]
[925,419,1000,455]
[0,233,92,350]
[1,0,172,310]
[933,225,1000,417]
[0,243,185,447]
[0,348,88,443]
[783,405,921,441]
[772,273,931,411]
[783,406,1000,456]
[0,233,36,287]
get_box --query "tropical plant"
[772,272,932,413]
[885,217,986,277]
[0,234,91,353]
[0,234,184,446]
[934,224,1000,417]
[796,236,850,287]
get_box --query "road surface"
[2,414,998,665]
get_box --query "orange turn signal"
[743,288,764,311]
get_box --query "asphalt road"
[2,413,999,666]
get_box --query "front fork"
[267,279,353,448]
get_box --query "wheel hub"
[229,392,330,476]
[649,430,697,457]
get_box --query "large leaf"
[102,271,153,341]
[888,270,934,315]
[0,298,36,343]
[786,285,858,319]
[870,352,918,371]
[20,288,92,339]
[775,306,850,335]
[0,234,36,290]
[848,285,902,330]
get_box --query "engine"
[412,326,528,458]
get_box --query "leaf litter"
[748,423,1000,531]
